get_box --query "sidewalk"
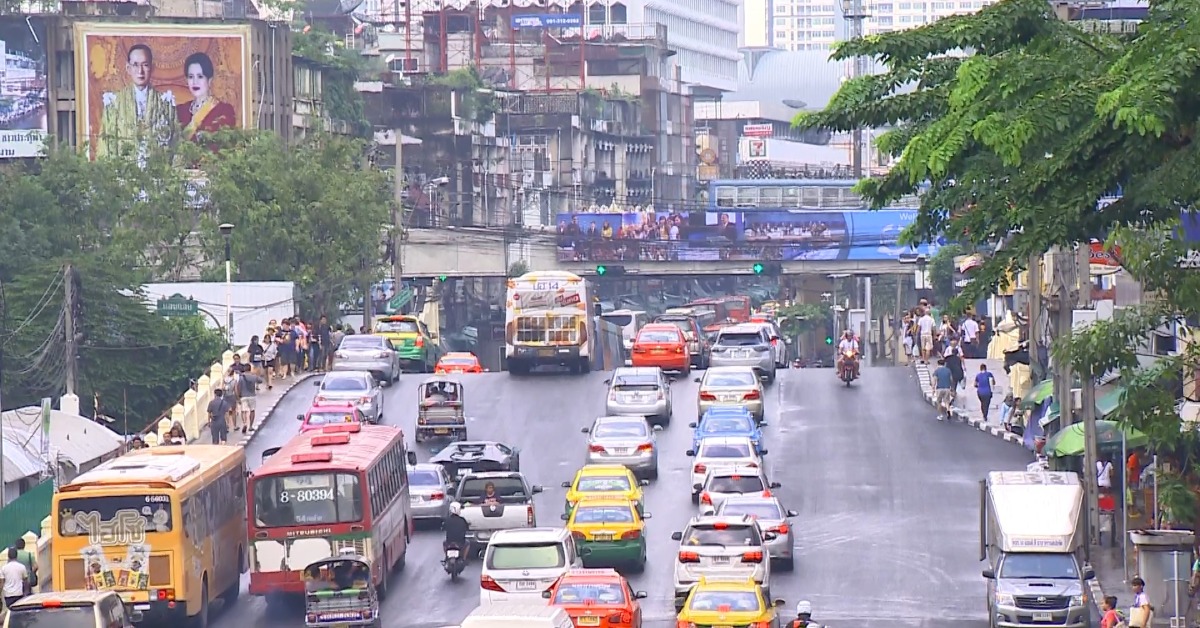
[185,371,319,445]
[913,357,1024,445]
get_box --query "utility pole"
[864,276,873,366]
[64,264,78,396]
[842,0,870,177]
[1076,243,1101,542]
[1028,251,1044,378]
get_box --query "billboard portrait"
[0,18,49,158]
[74,23,251,161]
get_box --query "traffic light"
[438,275,448,282]
[595,265,626,276]
[752,262,782,276]
[825,335,834,345]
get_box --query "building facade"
[756,0,999,52]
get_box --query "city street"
[211,366,1033,628]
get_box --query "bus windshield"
[58,495,174,538]
[253,472,363,527]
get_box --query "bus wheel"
[378,548,390,599]
[221,549,243,606]
[395,522,409,572]
[194,579,209,628]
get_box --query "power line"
[0,268,64,345]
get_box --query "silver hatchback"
[708,325,777,382]
[582,415,663,480]
[604,367,673,426]
[716,494,798,571]
[408,463,453,521]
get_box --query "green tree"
[795,0,1200,524]
[927,243,965,309]
[198,131,392,318]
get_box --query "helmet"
[448,502,462,516]
[796,600,812,616]
[843,329,853,337]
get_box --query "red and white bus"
[247,423,416,597]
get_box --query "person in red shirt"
[1099,595,1123,628]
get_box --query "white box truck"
[980,471,1093,628]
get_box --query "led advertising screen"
[0,17,49,158]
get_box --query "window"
[253,472,362,527]
[487,543,566,569]
[183,466,245,540]
[708,475,766,493]
[682,523,759,546]
[59,495,175,537]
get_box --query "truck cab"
[980,471,1093,628]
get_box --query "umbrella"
[1046,420,1149,457]
[1022,379,1055,407]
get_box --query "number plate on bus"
[514,580,539,591]
[578,616,601,626]
[539,349,555,357]
[1032,612,1052,622]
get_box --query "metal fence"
[0,480,53,543]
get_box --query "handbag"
[1128,606,1152,628]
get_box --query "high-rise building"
[764,0,999,51]
[627,0,744,92]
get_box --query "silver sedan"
[312,371,384,423]
[408,463,453,521]
[332,334,401,383]
[581,415,663,480]
[715,494,799,571]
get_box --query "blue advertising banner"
[511,14,583,28]
[555,210,939,262]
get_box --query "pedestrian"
[2,547,27,608]
[917,308,935,362]
[974,363,997,421]
[229,352,249,374]
[961,314,981,358]
[261,335,277,390]
[224,368,243,432]
[206,389,233,444]
[329,324,346,370]
[277,320,297,378]
[295,318,310,371]
[316,315,333,372]
[12,538,37,595]
[933,358,955,421]
[128,435,146,451]
[1129,577,1153,627]
[164,422,187,445]
[1098,455,1115,495]
[1099,595,1123,628]
[236,367,263,434]
[944,338,965,396]
[247,335,264,377]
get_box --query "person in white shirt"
[1,547,28,608]
[836,330,860,378]
[917,310,936,361]
[1097,457,1114,494]
[961,316,980,357]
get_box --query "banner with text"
[0,17,49,158]
[556,210,939,262]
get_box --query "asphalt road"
[210,366,1034,628]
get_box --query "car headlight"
[995,593,1015,606]
[1070,594,1086,607]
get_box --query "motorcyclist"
[836,330,860,378]
[788,600,826,627]
[443,502,470,553]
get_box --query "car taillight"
[693,463,706,474]
[762,489,772,497]
[743,390,761,400]
[430,491,445,500]
[675,346,684,354]
[571,530,586,540]
[699,393,717,401]
[527,505,534,525]
[415,337,425,347]
[481,575,504,592]
[609,392,619,402]
[315,396,327,404]
[611,611,633,624]
[742,551,764,563]
[589,444,606,453]
[678,551,700,563]
[700,492,712,505]
[771,523,790,534]
[657,390,665,400]
[636,443,653,453]
[621,529,641,540]
[633,345,646,353]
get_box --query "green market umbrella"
[1022,379,1055,407]
[1046,420,1149,457]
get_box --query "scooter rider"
[836,330,860,378]
[443,502,470,553]
[788,601,826,627]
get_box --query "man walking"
[933,358,955,421]
[961,314,981,358]
[975,363,997,421]
[235,368,263,434]
[12,538,36,596]
[917,307,936,362]
[2,547,27,608]
[206,388,234,444]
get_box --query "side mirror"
[773,599,787,608]
[581,427,590,433]
[685,450,696,457]
[982,568,995,579]
[670,531,683,541]
[561,481,572,488]
[786,510,798,517]
[296,414,305,421]
[642,513,652,519]
[312,380,322,387]
[639,479,650,486]
[692,483,702,491]
[635,591,648,599]
[531,485,544,494]
[653,425,664,432]
[407,451,418,466]
[1083,568,1095,580]
[688,422,698,428]
[560,513,569,521]
[693,377,702,383]
[760,449,769,456]
[541,590,553,599]
[769,482,782,489]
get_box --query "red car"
[630,323,690,374]
[296,402,364,432]
[435,352,485,374]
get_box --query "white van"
[458,603,576,628]
[479,528,583,604]
[601,309,649,354]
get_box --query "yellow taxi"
[676,576,786,628]
[561,464,647,515]
[561,496,649,571]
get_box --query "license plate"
[652,348,666,353]
[711,556,730,565]
[592,532,614,541]
[714,625,733,628]
[578,616,601,626]
[539,349,555,357]
[1032,612,1052,622]
[434,428,450,434]
[735,350,752,358]
[609,448,630,455]
[447,549,460,558]
[514,580,538,591]
[720,395,739,402]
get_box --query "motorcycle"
[442,543,467,580]
[839,350,858,385]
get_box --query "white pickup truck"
[453,471,544,551]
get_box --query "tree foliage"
[927,243,965,309]
[795,0,1200,523]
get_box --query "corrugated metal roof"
[1,407,124,473]
[2,431,46,481]
[731,49,892,110]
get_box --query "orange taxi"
[544,567,647,628]
[630,323,690,374]
[435,352,485,374]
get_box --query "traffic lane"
[779,366,1034,626]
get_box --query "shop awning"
[1095,387,1126,418]
[1022,379,1055,407]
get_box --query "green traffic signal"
[825,336,834,345]
[438,275,448,281]
[596,265,608,276]
[752,263,765,275]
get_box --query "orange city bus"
[51,445,248,627]
[248,423,416,598]
[686,295,752,324]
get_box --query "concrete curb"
[910,362,1110,603]
[232,372,321,447]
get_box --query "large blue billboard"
[555,210,940,262]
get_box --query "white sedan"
[685,435,765,503]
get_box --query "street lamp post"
[219,223,234,346]
[840,0,870,178]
